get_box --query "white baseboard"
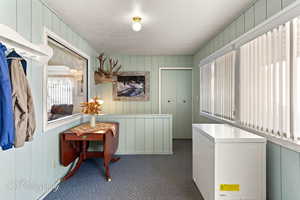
[37,179,61,200]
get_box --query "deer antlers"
[95,53,122,84]
[108,58,122,75]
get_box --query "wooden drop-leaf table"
[60,122,120,182]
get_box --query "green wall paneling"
[236,14,245,37]
[228,21,237,42]
[267,142,282,200]
[245,5,255,32]
[95,55,193,115]
[135,118,146,153]
[281,147,300,200]
[0,0,17,29]
[283,0,296,8]
[255,0,267,26]
[145,117,154,153]
[0,0,99,199]
[97,115,173,155]
[267,0,282,17]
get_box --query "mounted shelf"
[0,24,53,64]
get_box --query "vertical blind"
[293,17,300,141]
[214,51,235,120]
[240,22,291,138]
[200,62,214,114]
[199,16,300,144]
[200,51,235,120]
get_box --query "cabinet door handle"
[183,100,186,103]
[168,100,171,103]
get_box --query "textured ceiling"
[43,0,254,55]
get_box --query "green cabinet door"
[161,69,192,139]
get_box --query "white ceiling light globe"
[132,16,142,32]
[132,22,142,32]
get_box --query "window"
[200,51,236,120]
[199,13,300,148]
[46,37,88,123]
[200,62,214,114]
[240,22,291,138]
[214,51,235,120]
[293,17,300,140]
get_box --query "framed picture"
[113,72,150,101]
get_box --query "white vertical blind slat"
[200,52,235,120]
[240,21,291,139]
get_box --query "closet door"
[161,69,192,139]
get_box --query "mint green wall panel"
[255,0,267,26]
[126,118,136,153]
[43,6,52,29]
[228,21,237,42]
[0,0,17,29]
[135,118,145,153]
[51,13,60,36]
[96,115,172,155]
[223,27,230,45]
[96,55,193,115]
[216,33,223,50]
[163,118,171,153]
[17,0,32,40]
[245,6,255,32]
[118,118,126,153]
[236,15,245,37]
[281,147,300,200]
[0,149,15,200]
[32,0,43,43]
[0,0,99,199]
[145,118,154,153]
[267,142,282,200]
[267,0,282,17]
[282,0,295,8]
[154,118,163,153]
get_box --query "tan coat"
[8,58,36,148]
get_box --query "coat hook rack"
[0,24,53,64]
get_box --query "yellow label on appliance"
[220,184,240,191]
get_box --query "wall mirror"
[46,36,88,126]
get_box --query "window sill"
[44,113,85,132]
[199,112,300,153]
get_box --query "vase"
[90,115,96,128]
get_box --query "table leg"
[104,155,112,182]
[61,141,87,181]
[111,157,120,163]
[103,156,120,182]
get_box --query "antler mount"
[94,53,122,84]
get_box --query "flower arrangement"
[81,97,104,127]
[81,97,104,115]
[80,96,104,115]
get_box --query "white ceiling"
[44,0,254,55]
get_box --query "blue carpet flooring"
[45,140,202,200]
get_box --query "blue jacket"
[0,43,14,150]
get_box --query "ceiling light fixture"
[132,16,142,32]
